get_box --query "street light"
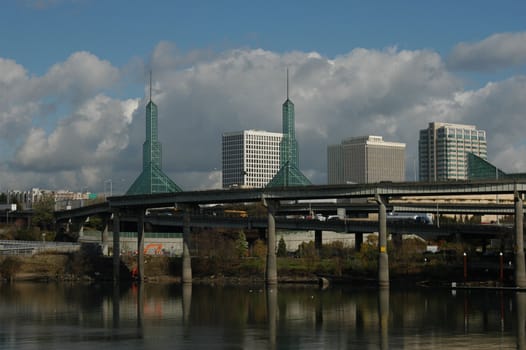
[104,179,113,198]
[463,252,468,283]
[499,252,504,284]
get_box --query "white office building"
[418,122,487,181]
[222,130,283,188]
[327,136,406,184]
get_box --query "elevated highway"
[53,179,526,288]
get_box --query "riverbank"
[0,251,514,287]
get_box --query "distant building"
[222,130,283,188]
[419,122,487,181]
[8,188,93,210]
[327,135,406,184]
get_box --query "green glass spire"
[280,69,299,168]
[126,73,182,195]
[268,69,311,188]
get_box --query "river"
[0,282,524,349]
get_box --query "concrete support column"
[78,222,84,239]
[263,198,278,285]
[101,215,109,256]
[376,195,389,288]
[182,206,193,284]
[514,192,526,288]
[314,230,322,255]
[137,210,145,282]
[355,233,364,252]
[112,211,120,282]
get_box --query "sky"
[1,0,526,194]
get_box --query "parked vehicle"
[387,212,433,225]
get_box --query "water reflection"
[0,282,522,349]
[518,292,526,350]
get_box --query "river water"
[0,282,524,349]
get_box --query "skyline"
[1,1,526,193]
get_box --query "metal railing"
[0,240,80,256]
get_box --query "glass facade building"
[418,122,487,181]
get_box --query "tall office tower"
[127,74,182,195]
[418,122,487,181]
[222,130,283,188]
[267,70,311,187]
[327,136,406,184]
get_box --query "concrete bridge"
[54,179,526,288]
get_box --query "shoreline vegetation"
[0,243,513,287]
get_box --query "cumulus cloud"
[2,42,526,193]
[13,95,138,171]
[447,32,526,71]
[132,45,460,186]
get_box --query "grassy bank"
[0,234,510,285]
[0,250,493,286]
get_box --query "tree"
[252,239,267,258]
[32,195,55,231]
[235,231,249,257]
[277,236,288,257]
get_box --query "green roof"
[127,163,182,195]
[267,161,311,188]
[467,153,526,180]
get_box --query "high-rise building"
[418,122,487,181]
[222,130,283,188]
[127,74,182,195]
[267,69,311,187]
[327,136,406,184]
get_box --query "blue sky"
[4,1,525,73]
[1,0,526,193]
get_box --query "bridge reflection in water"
[0,283,524,349]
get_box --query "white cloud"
[138,45,460,186]
[2,42,526,192]
[13,94,138,171]
[447,32,526,71]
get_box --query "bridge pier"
[315,230,322,255]
[514,191,526,288]
[78,220,85,240]
[376,195,389,288]
[182,206,193,284]
[136,210,145,282]
[263,198,278,285]
[355,233,363,252]
[101,214,110,256]
[112,211,121,282]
